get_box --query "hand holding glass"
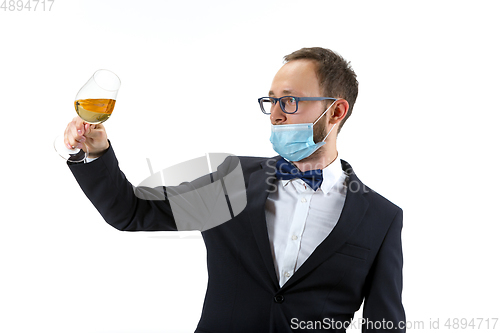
[54,69,121,162]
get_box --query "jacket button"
[274,295,284,303]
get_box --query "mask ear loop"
[313,101,337,142]
[322,123,337,142]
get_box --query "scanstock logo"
[134,153,247,232]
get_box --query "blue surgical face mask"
[270,102,336,162]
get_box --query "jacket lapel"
[280,160,370,291]
[245,156,281,290]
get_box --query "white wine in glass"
[54,69,121,162]
[74,98,116,124]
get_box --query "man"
[65,47,405,332]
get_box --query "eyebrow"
[268,89,295,97]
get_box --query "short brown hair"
[284,47,358,132]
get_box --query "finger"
[67,121,87,149]
[64,120,78,149]
[73,117,86,136]
[74,118,89,141]
[84,122,91,135]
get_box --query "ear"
[330,99,349,125]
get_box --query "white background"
[1,0,499,332]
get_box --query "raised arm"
[64,118,246,232]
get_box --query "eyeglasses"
[258,96,337,115]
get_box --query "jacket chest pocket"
[330,243,372,291]
[336,243,370,261]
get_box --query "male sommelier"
[65,47,405,332]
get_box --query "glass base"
[53,135,87,163]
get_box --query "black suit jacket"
[69,144,405,332]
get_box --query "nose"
[270,103,287,125]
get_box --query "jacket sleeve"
[68,143,178,231]
[68,143,246,232]
[362,208,405,332]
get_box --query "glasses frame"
[258,96,337,115]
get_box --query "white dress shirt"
[265,157,348,287]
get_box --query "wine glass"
[54,69,121,162]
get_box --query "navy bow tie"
[275,158,323,191]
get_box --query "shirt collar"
[319,156,345,194]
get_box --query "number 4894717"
[1,0,55,11]
[444,318,498,330]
